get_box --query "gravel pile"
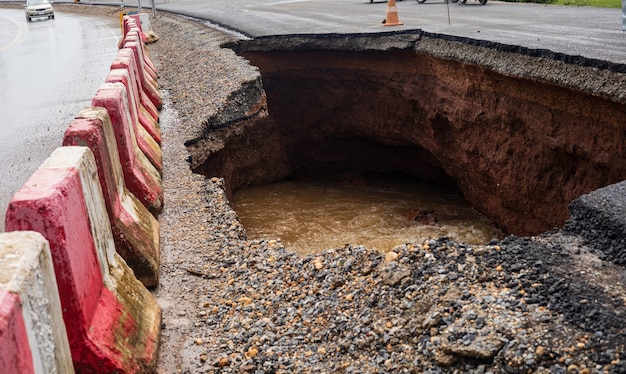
[173,232,626,373]
[45,6,626,373]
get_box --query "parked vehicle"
[24,0,55,22]
[452,0,488,4]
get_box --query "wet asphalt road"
[0,7,119,231]
[90,0,626,64]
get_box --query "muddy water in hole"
[231,177,504,255]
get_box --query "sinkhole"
[185,31,626,252]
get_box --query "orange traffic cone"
[383,0,403,26]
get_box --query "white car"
[24,0,55,22]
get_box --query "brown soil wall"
[192,35,626,237]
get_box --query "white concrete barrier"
[0,232,74,374]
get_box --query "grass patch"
[500,0,621,8]
[556,0,621,7]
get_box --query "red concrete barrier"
[122,31,159,83]
[92,82,163,215]
[107,60,161,145]
[127,15,150,44]
[0,232,74,374]
[123,14,159,45]
[125,38,160,105]
[118,19,159,110]
[0,291,33,373]
[63,107,160,288]
[106,68,163,172]
[122,21,158,82]
[5,146,161,373]
[111,47,160,124]
[120,38,162,109]
[121,18,158,77]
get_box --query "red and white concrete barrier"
[92,82,163,215]
[0,231,74,374]
[63,107,160,288]
[124,30,159,85]
[119,27,162,109]
[111,47,160,128]
[122,17,159,74]
[0,290,35,373]
[5,146,161,373]
[107,65,161,145]
[123,14,159,45]
[106,66,163,172]
[124,39,161,109]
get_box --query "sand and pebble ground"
[19,5,626,373]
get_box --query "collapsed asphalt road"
[146,12,626,374]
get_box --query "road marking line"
[0,16,25,52]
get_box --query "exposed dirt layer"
[190,35,626,237]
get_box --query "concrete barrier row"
[1,16,163,373]
[65,106,161,288]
